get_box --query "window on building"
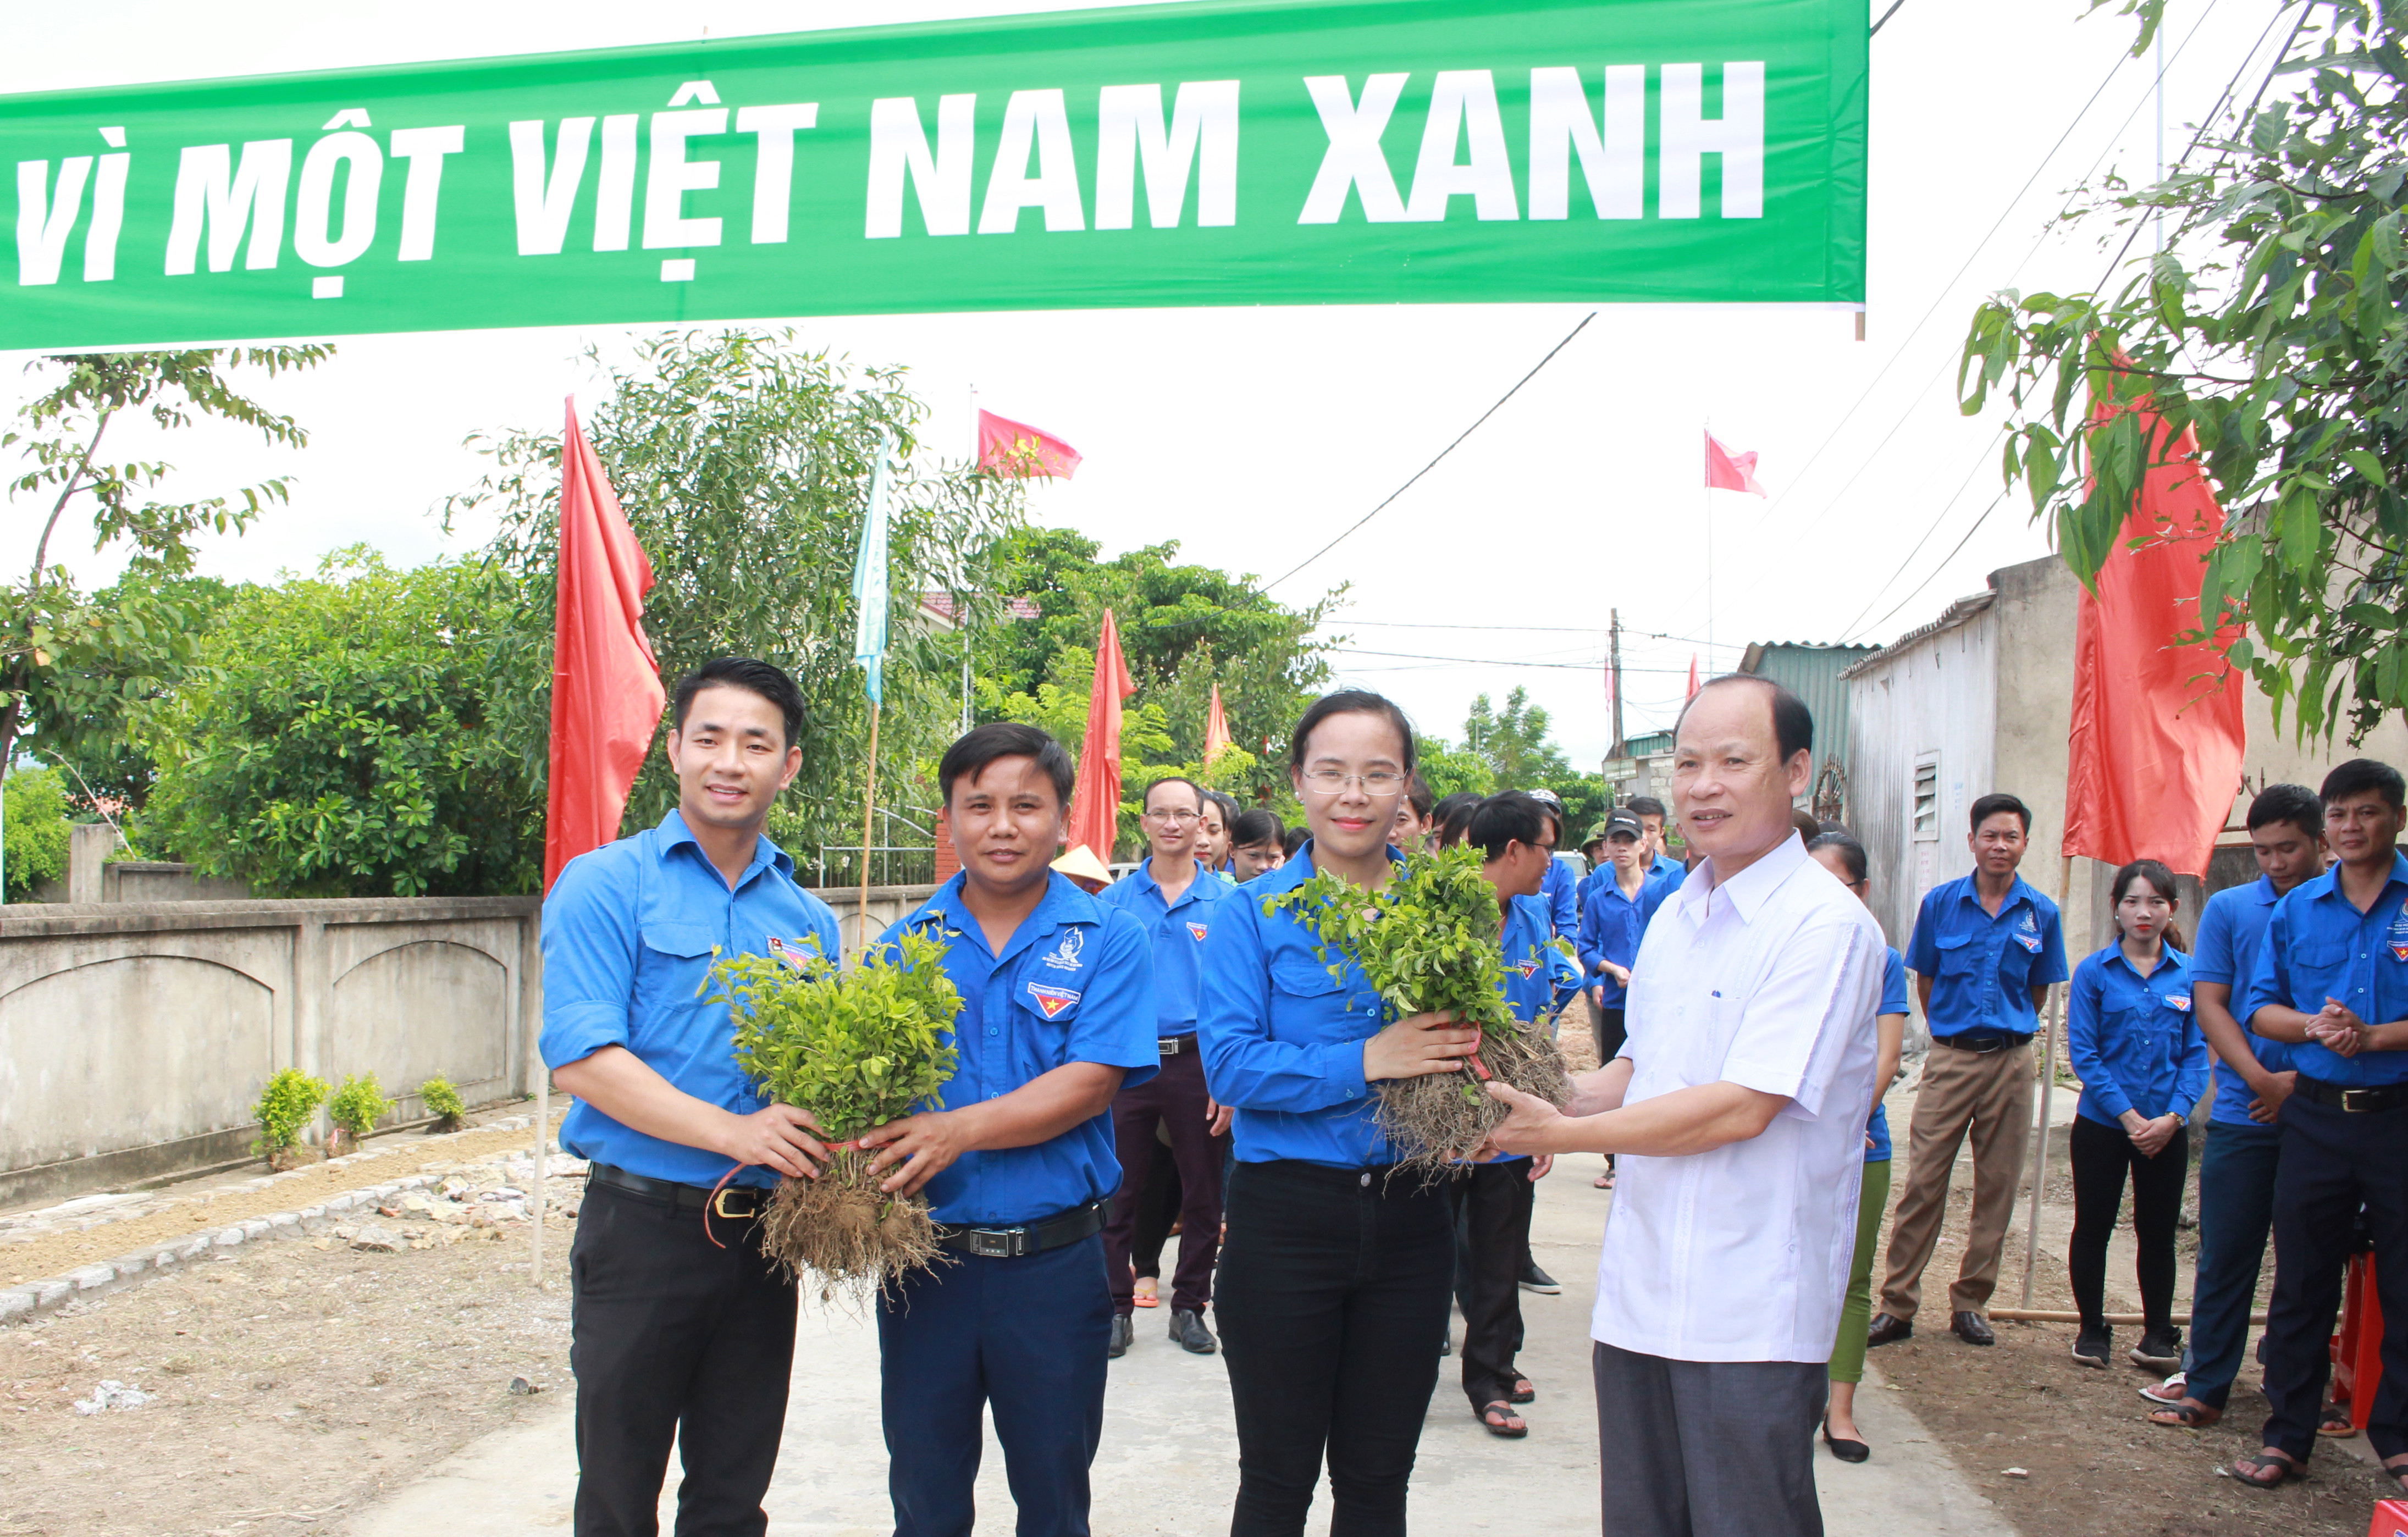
[1912,755,1940,842]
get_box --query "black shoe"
[1518,1262,1561,1295]
[1821,1418,1870,1463]
[2072,1325,2111,1369]
[1440,1333,1452,1357]
[1108,1314,1133,1359]
[1951,1311,1996,1347]
[1865,1313,1913,1348]
[1170,1309,1218,1355]
[2130,1326,2183,1370]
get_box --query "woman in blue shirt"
[2065,858,2210,1373]
[1199,690,1483,1537]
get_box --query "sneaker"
[1108,1314,1133,1359]
[2072,1326,2111,1369]
[1519,1262,1561,1295]
[2130,1327,2184,1370]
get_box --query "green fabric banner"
[1,0,1866,351]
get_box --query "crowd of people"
[535,652,2408,1537]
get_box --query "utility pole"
[1608,608,1626,759]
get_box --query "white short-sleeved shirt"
[1590,832,1886,1364]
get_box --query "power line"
[1263,312,1596,591]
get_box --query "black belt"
[1935,1030,2034,1053]
[932,1199,1106,1259]
[1158,1033,1197,1055]
[589,1162,765,1219]
[2294,1076,2408,1114]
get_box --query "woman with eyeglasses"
[1199,689,1483,1537]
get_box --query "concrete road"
[346,1153,2013,1535]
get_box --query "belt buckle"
[2342,1086,2378,1113]
[712,1187,760,1220]
[1159,1036,1182,1056]
[968,1228,1020,1258]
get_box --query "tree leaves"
[722,928,963,1142]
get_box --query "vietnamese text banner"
[0,0,1867,351]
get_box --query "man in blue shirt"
[858,722,1159,1537]
[1626,795,1688,894]
[2230,759,2408,1492]
[1525,788,1581,940]
[543,657,843,1536]
[2143,786,2323,1430]
[1871,793,2069,1350]
[1096,775,1231,1359]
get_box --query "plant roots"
[757,1148,946,1301]
[1376,1021,1573,1177]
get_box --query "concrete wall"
[0,897,539,1208]
[810,883,942,963]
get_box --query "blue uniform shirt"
[2067,943,2210,1125]
[1906,873,2070,1036]
[540,810,842,1191]
[1096,856,1231,1038]
[1576,866,1669,1009]
[876,872,1159,1225]
[2191,876,2297,1126]
[1490,897,1578,1166]
[1199,839,1409,1168]
[1644,850,1688,895]
[1537,856,1579,940]
[1866,947,1910,1163]
[2240,850,2408,1086]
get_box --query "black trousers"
[1216,1159,1454,1537]
[2262,1093,2408,1462]
[2066,1114,2188,1333]
[569,1180,799,1537]
[1454,1160,1534,1411]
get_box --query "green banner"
[1,0,1866,351]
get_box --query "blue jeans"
[2182,1120,2280,1411]
[879,1233,1113,1537]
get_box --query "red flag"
[1704,432,1766,496]
[2062,382,2247,877]
[1064,610,1137,866]
[1685,655,1700,699]
[1203,683,1234,765]
[977,410,1083,479]
[545,399,666,892]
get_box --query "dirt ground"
[0,1219,574,1537]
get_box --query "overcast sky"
[0,0,2289,766]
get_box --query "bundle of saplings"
[1267,844,1572,1173]
[717,930,964,1295]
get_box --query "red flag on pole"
[2062,382,2246,877]
[545,399,665,892]
[1685,655,1700,698]
[1064,610,1137,866]
[1704,432,1766,496]
[1203,683,1234,765]
[976,410,1083,479]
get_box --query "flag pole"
[857,701,881,957]
[2018,852,2076,1306]
[1702,421,1714,670]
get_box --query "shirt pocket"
[1267,950,1360,1042]
[1008,964,1085,1078]
[632,921,718,1024]
[2287,938,2352,1008]
[1932,930,1979,978]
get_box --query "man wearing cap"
[1625,796,1688,894]
[1097,775,1234,1359]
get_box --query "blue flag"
[850,432,894,705]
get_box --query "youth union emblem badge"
[1188,922,1209,942]
[1041,928,1086,972]
[1025,982,1081,1019]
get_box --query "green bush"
[252,1068,329,1158]
[1,768,72,902]
[417,1076,467,1127]
[327,1072,393,1140]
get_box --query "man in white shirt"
[1483,674,1885,1536]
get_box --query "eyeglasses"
[1145,808,1202,824]
[1300,770,1406,796]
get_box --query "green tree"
[1412,734,1494,801]
[137,549,537,897]
[1451,689,1609,841]
[459,330,1023,878]
[2,765,71,902]
[29,571,242,815]
[1962,1,2408,740]
[1,347,328,778]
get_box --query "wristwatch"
[2169,1110,2186,1129]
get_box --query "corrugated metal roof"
[1738,641,1877,762]
[1837,591,1997,680]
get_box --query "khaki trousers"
[1877,1041,2034,1321]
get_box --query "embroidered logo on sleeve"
[1026,982,1082,1018]
[1188,922,1209,942]
[1041,928,1086,972]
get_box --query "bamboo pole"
[2018,853,2078,1307]
[531,1068,548,1289]
[857,699,882,957]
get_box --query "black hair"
[937,722,1076,808]
[1280,823,1309,858]
[1806,830,1869,884]
[2323,758,2407,812]
[1467,792,1548,861]
[1230,809,1283,849]
[1431,791,1484,850]
[2109,858,2185,950]
[1626,796,1668,820]
[1969,792,2031,834]
[1672,674,1813,765]
[2246,782,2324,839]
[1142,775,1203,813]
[672,657,805,748]
[1204,789,1240,824]
[1791,806,1822,842]
[1289,689,1417,775]
[1406,774,1435,822]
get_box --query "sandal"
[2145,1400,2220,1429]
[2318,1403,2355,1437]
[1592,1172,1615,1190]
[2383,1458,2408,1495]
[2227,1450,2303,1489]
[1509,1377,1536,1405]
[1477,1401,1528,1439]
[1131,1278,1160,1309]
